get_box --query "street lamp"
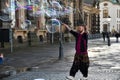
[59,21,63,60]
[46,19,63,60]
[106,16,111,46]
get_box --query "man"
[63,23,89,80]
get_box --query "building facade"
[83,3,100,34]
[100,0,120,33]
[0,0,100,44]
[83,0,100,34]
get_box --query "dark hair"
[77,25,87,33]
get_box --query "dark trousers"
[70,54,89,77]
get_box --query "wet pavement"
[0,37,120,80]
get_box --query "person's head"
[77,24,86,33]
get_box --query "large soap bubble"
[46,19,61,33]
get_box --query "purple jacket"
[70,30,88,54]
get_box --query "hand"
[80,31,85,34]
[62,23,68,27]
[62,23,71,31]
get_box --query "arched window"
[103,9,108,18]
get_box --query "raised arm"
[63,23,78,38]
[63,23,72,31]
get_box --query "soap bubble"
[41,0,49,9]
[24,5,33,10]
[2,8,10,14]
[46,19,61,33]
[32,9,45,17]
[51,1,62,9]
[45,8,57,17]
[63,6,73,14]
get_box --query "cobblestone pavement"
[2,70,120,80]
[1,37,120,80]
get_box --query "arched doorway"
[103,24,108,32]
[17,36,23,43]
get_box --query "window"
[103,9,108,18]
[104,3,108,6]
